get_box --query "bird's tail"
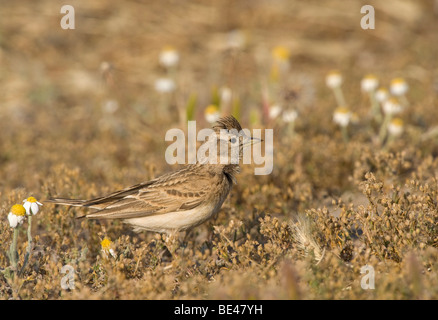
[45,198,88,207]
[44,198,94,218]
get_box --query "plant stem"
[379,113,392,145]
[9,228,19,272]
[20,215,33,275]
[369,91,382,123]
[287,121,295,139]
[341,125,349,143]
[333,87,346,107]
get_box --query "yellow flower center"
[11,204,26,216]
[328,70,341,77]
[364,74,377,80]
[162,45,176,52]
[391,78,406,85]
[101,238,112,249]
[205,105,219,115]
[335,107,350,114]
[26,196,37,203]
[391,118,404,127]
[272,46,290,61]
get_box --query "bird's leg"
[181,229,192,247]
[160,231,182,270]
[159,231,179,262]
[164,231,180,255]
[177,230,193,257]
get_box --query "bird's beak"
[243,136,263,148]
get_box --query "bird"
[46,116,261,235]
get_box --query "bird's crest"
[213,116,242,133]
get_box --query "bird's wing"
[85,168,215,220]
[46,180,156,209]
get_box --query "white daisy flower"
[361,74,379,92]
[383,98,402,115]
[100,61,113,73]
[102,99,119,114]
[375,87,389,103]
[388,118,404,137]
[220,87,232,105]
[101,237,117,259]
[282,109,298,123]
[8,204,26,228]
[326,71,343,89]
[159,46,179,68]
[390,78,408,96]
[23,197,43,216]
[333,107,351,127]
[154,78,176,93]
[205,105,220,124]
[269,104,282,119]
[227,29,247,50]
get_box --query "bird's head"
[198,116,262,166]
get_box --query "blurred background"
[0,0,437,204]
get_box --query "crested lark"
[46,116,260,234]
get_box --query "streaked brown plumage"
[46,116,260,234]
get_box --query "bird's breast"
[126,203,218,233]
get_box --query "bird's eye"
[230,137,237,144]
